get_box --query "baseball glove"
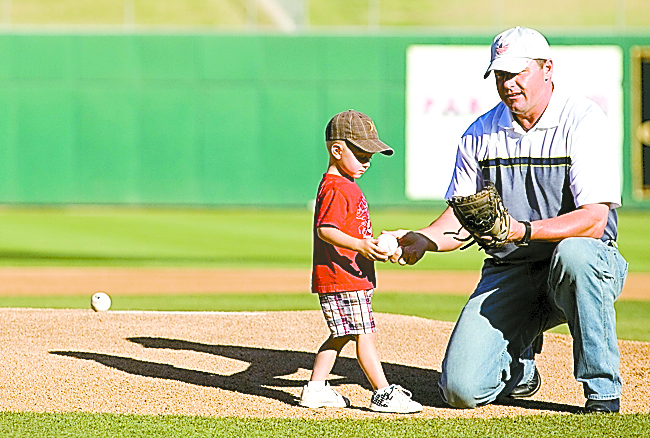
[446,182,510,250]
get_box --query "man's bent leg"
[439,261,547,408]
[438,291,514,408]
[549,237,628,400]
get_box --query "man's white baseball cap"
[484,26,551,79]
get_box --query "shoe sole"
[299,396,351,409]
[584,399,620,414]
[370,405,423,414]
[584,407,619,414]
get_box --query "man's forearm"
[524,204,610,242]
[415,207,468,252]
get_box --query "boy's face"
[334,141,373,180]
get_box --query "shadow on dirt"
[51,336,580,413]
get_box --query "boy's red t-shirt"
[311,173,376,293]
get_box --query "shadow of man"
[52,336,580,413]
[51,336,443,408]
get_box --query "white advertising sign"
[405,45,623,200]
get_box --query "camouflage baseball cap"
[325,109,393,156]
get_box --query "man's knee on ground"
[438,376,484,409]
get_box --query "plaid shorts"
[319,290,376,337]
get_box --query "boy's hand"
[378,230,409,264]
[317,226,391,262]
[357,238,391,262]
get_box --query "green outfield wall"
[0,33,649,207]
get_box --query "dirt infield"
[0,268,648,300]
[1,268,648,419]
[1,308,648,419]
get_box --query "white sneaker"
[299,382,351,408]
[370,384,423,413]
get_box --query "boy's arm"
[317,226,389,262]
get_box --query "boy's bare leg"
[356,332,389,390]
[310,335,352,381]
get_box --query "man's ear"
[543,59,553,81]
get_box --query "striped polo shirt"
[445,88,621,262]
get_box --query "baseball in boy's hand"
[377,233,399,256]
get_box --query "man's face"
[494,60,552,118]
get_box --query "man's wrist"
[515,221,532,247]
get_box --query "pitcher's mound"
[1,309,648,419]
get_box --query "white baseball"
[377,233,399,256]
[91,292,111,312]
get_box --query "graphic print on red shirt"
[356,196,372,239]
[311,174,376,293]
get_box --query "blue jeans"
[438,237,628,408]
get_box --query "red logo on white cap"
[496,43,509,55]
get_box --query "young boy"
[299,110,422,414]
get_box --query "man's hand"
[388,231,436,265]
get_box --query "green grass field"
[0,206,647,271]
[2,412,649,438]
[0,205,648,343]
[3,292,650,342]
[2,0,649,28]
[1,206,648,437]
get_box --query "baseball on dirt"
[91,292,111,312]
[377,233,399,256]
